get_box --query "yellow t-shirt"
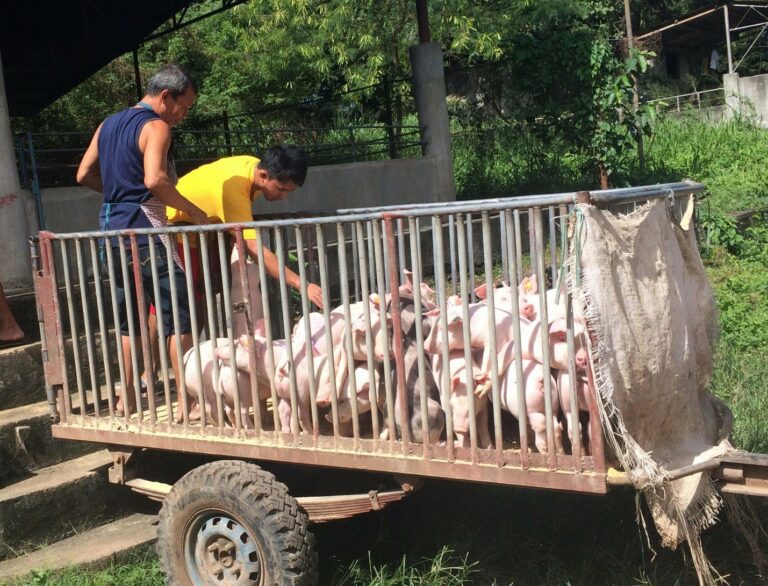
[169,155,260,240]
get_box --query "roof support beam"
[725,5,734,74]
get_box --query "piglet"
[431,348,491,449]
[497,347,562,454]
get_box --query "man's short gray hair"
[146,64,197,98]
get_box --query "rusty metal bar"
[384,218,410,452]
[147,237,174,426]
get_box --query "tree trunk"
[598,162,609,189]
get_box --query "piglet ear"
[548,319,567,342]
[475,283,488,300]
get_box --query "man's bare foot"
[0,324,25,345]
[115,399,136,417]
[173,400,201,424]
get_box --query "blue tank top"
[97,107,160,241]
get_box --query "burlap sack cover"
[572,197,733,585]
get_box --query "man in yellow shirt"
[168,145,323,311]
[144,146,324,417]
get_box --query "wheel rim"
[184,510,263,585]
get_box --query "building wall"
[33,156,444,235]
[725,73,768,126]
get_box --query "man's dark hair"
[146,64,197,98]
[257,145,308,187]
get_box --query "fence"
[34,182,703,493]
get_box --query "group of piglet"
[182,271,592,454]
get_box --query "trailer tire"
[157,460,318,586]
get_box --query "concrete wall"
[724,73,768,127]
[35,156,444,234]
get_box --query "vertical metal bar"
[432,215,454,461]
[131,236,156,427]
[60,240,87,416]
[534,209,556,468]
[448,215,457,291]
[366,221,376,294]
[504,211,529,466]
[355,221,380,447]
[122,237,143,424]
[549,206,557,285]
[315,227,341,441]
[199,233,226,430]
[384,218,410,452]
[104,243,126,420]
[74,239,100,418]
[565,289,582,471]
[295,226,320,442]
[350,224,360,302]
[466,213,476,302]
[275,228,302,443]
[500,212,509,284]
[514,210,523,283]
[147,237,174,426]
[164,234,188,429]
[482,213,504,465]
[217,231,243,431]
[396,218,407,282]
[89,239,114,416]
[456,215,478,462]
[409,217,430,458]
[528,208,537,280]
[244,230,270,433]
[381,219,391,293]
[372,221,396,449]
[337,223,361,447]
[181,233,205,430]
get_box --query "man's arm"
[243,238,324,309]
[76,124,104,192]
[141,120,208,225]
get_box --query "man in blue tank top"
[77,64,208,419]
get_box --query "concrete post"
[409,42,456,202]
[723,73,741,121]
[0,49,31,291]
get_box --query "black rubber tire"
[157,460,318,586]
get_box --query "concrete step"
[0,341,47,411]
[0,400,100,483]
[0,330,121,411]
[0,450,149,560]
[6,290,39,347]
[0,512,158,583]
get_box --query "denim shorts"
[111,243,192,336]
